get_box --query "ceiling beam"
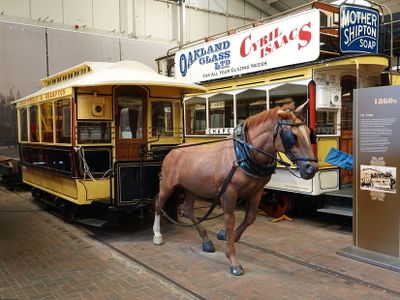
[244,0,282,16]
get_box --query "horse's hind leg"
[153,184,174,245]
[182,192,215,253]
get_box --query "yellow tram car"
[13,61,205,221]
[157,2,399,217]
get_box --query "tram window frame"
[236,89,267,124]
[40,101,54,143]
[19,107,28,142]
[55,98,71,144]
[117,95,144,140]
[77,121,112,144]
[208,93,234,130]
[269,83,309,123]
[29,106,39,142]
[184,96,206,135]
[316,111,339,135]
[151,101,173,137]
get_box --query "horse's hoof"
[202,240,215,253]
[230,265,244,276]
[217,229,227,240]
[153,235,164,245]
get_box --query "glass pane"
[55,99,71,143]
[269,83,308,121]
[78,122,111,144]
[209,93,234,128]
[29,106,39,142]
[151,102,173,136]
[118,95,143,139]
[316,111,337,134]
[20,108,28,141]
[40,102,54,143]
[236,89,267,124]
[185,97,206,135]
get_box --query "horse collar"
[233,123,277,178]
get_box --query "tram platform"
[1,184,400,299]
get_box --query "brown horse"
[152,101,318,276]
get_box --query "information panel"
[354,86,400,257]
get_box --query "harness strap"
[161,162,238,227]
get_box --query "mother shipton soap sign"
[340,4,380,54]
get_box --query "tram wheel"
[262,194,289,218]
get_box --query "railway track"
[10,189,400,299]
[76,218,400,299]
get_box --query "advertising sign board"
[339,5,380,54]
[175,9,320,83]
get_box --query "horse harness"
[162,112,317,226]
[219,112,317,203]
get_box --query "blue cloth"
[324,147,353,170]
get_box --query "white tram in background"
[156,2,400,217]
[12,61,205,223]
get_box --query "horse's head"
[274,101,318,180]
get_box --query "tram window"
[316,111,337,135]
[209,94,234,129]
[55,99,71,143]
[19,108,28,141]
[40,102,53,143]
[269,84,308,121]
[236,89,267,123]
[118,96,143,139]
[29,106,39,142]
[78,122,111,144]
[151,102,173,136]
[185,97,206,135]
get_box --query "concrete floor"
[1,183,400,299]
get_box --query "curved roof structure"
[12,60,206,104]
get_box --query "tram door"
[339,76,356,185]
[115,86,147,160]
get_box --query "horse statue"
[152,101,318,276]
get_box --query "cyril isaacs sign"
[340,5,380,54]
[175,9,320,83]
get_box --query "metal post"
[179,0,186,46]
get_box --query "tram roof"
[12,60,206,105]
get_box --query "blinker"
[282,130,297,149]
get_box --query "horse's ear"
[295,99,309,114]
[277,110,292,120]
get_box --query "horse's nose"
[304,162,318,177]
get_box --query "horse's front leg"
[182,192,215,253]
[221,192,244,276]
[232,190,263,242]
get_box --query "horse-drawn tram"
[12,61,205,222]
[156,2,399,218]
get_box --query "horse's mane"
[245,104,292,129]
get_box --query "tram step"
[317,206,353,217]
[76,218,107,227]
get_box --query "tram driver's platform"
[2,184,400,299]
